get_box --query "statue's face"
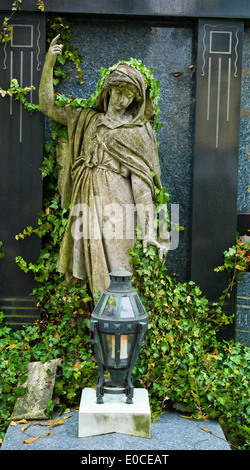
[108,85,136,115]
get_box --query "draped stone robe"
[57,105,161,295]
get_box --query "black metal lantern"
[89,267,148,404]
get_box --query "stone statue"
[39,35,168,295]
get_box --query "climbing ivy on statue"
[53,57,162,134]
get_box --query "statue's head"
[105,82,139,117]
[94,64,155,123]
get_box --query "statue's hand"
[47,34,63,65]
[143,237,168,260]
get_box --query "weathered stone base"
[10,359,60,421]
[78,387,151,438]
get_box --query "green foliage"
[0,310,98,441]
[52,58,162,133]
[0,123,97,439]
[0,2,28,44]
[129,241,250,449]
[215,235,250,275]
[11,0,23,11]
[0,17,13,43]
[47,16,84,85]
[213,235,250,318]
[37,1,45,12]
[0,79,40,112]
[0,241,5,260]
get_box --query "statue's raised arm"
[39,34,67,125]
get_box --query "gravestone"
[190,19,244,338]
[0,4,249,336]
[235,272,250,346]
[0,13,45,329]
[236,29,250,346]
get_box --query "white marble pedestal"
[78,387,151,438]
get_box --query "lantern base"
[97,383,134,404]
[78,387,151,438]
[96,366,134,403]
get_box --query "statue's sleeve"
[56,106,83,209]
[56,106,95,209]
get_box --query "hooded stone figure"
[39,36,168,295]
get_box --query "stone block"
[78,387,151,438]
[10,359,60,421]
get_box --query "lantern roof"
[109,267,132,278]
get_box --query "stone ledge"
[1,398,231,451]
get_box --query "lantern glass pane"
[120,296,135,318]
[100,333,137,368]
[94,294,106,315]
[134,295,145,316]
[101,333,116,367]
[102,295,117,317]
[119,334,137,367]
[96,334,104,363]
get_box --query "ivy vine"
[0,1,24,43]
[46,15,84,85]
[0,79,39,112]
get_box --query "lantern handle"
[89,321,105,403]
[89,321,98,343]
[139,321,148,345]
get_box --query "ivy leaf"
[167,334,174,343]
[23,435,40,444]
[48,418,65,427]
[14,386,28,398]
[6,344,16,349]
[200,427,213,434]
[21,422,32,432]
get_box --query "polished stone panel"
[235,272,250,346]
[0,13,45,328]
[191,20,244,337]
